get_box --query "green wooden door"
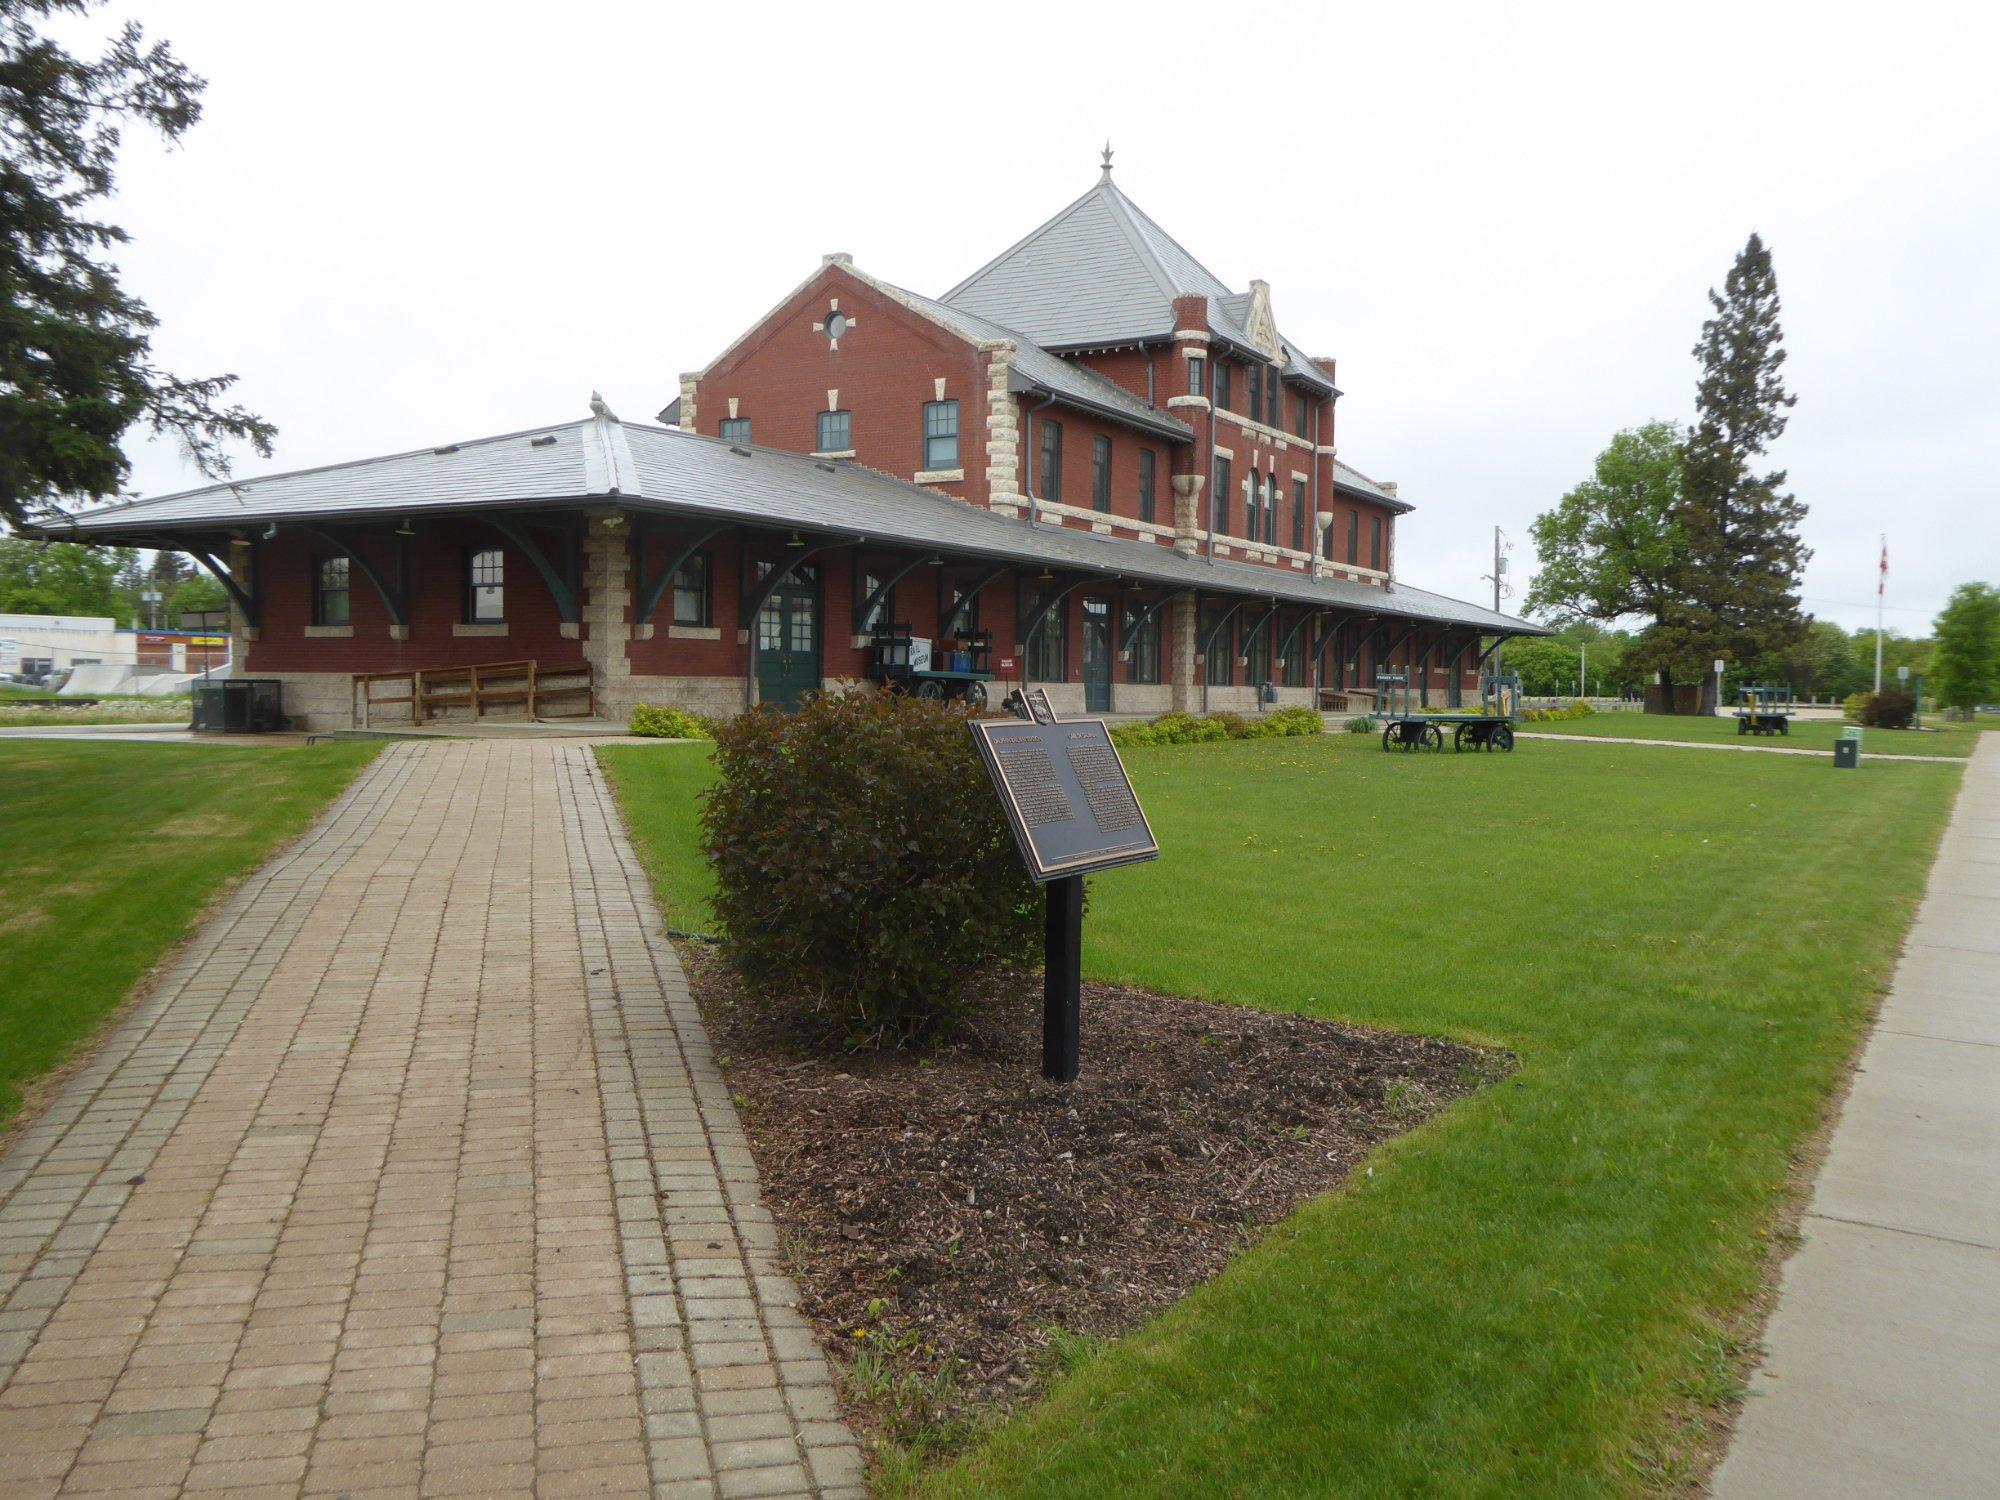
[1082,597,1113,714]
[755,566,820,711]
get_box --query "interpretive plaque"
[969,717,1159,883]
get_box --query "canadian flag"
[1879,536,1889,598]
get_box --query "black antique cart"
[1379,713,1516,752]
[868,624,996,707]
[1735,683,1793,736]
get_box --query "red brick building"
[36,161,1541,729]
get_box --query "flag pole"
[1873,534,1886,694]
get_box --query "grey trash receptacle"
[1833,733,1860,769]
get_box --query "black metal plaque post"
[969,705,1158,1085]
[1042,875,1084,1083]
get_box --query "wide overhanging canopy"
[29,412,1546,640]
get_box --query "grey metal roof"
[40,414,1540,636]
[942,177,1336,393]
[874,279,1189,440]
[1332,460,1414,515]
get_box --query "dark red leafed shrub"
[701,691,1040,1045]
[1855,690,1917,729]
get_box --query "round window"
[825,311,849,341]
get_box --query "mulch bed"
[681,945,1504,1446]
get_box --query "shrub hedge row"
[1109,704,1325,748]
[631,704,718,739]
[1518,701,1595,723]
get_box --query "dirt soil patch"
[682,945,1504,1448]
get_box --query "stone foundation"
[1109,683,1172,716]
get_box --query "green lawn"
[1520,709,1977,756]
[599,734,1961,1495]
[0,741,379,1130]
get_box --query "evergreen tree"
[0,0,274,529]
[1931,582,2000,711]
[1655,234,1809,680]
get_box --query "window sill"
[812,449,856,460]
[1167,395,1211,410]
[914,467,964,484]
[667,625,721,641]
[454,622,508,638]
[303,625,353,638]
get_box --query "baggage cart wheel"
[1496,724,1514,752]
[917,680,946,702]
[1424,725,1444,752]
[962,681,989,709]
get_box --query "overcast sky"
[87,0,1998,634]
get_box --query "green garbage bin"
[1834,727,1861,769]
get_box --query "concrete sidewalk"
[1711,735,2000,1497]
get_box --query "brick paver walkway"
[0,743,861,1498]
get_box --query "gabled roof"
[36,412,1540,637]
[868,278,1190,441]
[942,174,1336,391]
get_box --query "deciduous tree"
[1931,582,2000,711]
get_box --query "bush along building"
[32,157,1542,730]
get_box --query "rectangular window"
[1025,587,1067,682]
[1348,509,1360,565]
[1246,364,1262,424]
[1266,369,1279,427]
[1038,419,1063,502]
[1245,617,1270,685]
[1283,624,1307,687]
[1371,516,1384,571]
[1213,361,1230,412]
[923,400,959,468]
[1263,475,1278,544]
[1123,601,1160,684]
[1202,608,1233,686]
[672,551,710,627]
[1292,479,1307,550]
[1211,455,1230,535]
[719,417,750,445]
[1138,449,1156,524]
[466,548,504,623]
[1296,393,1312,440]
[817,409,852,453]
[313,555,349,627]
[856,561,895,634]
[941,579,980,636]
[1091,435,1111,512]
[1187,355,1205,397]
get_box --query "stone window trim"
[914,467,965,485]
[667,624,721,641]
[453,622,509,638]
[303,624,353,639]
[811,448,857,460]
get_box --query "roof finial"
[1099,140,1114,182]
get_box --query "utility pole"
[1873,534,1887,694]
[1580,642,1587,700]
[1480,527,1511,699]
